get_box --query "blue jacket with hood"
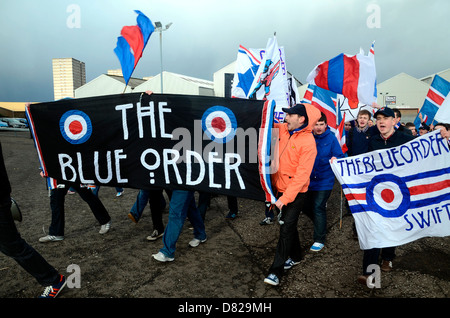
[309,127,345,191]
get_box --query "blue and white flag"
[231,36,289,122]
[231,45,262,99]
[331,130,450,250]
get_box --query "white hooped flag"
[331,130,450,250]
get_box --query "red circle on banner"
[211,117,226,133]
[69,120,83,135]
[381,188,395,203]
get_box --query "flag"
[231,37,289,122]
[306,42,377,106]
[25,93,276,203]
[331,130,450,250]
[114,10,154,85]
[303,84,347,153]
[434,91,450,123]
[248,36,289,108]
[287,74,300,107]
[336,112,348,153]
[414,74,450,128]
[231,45,262,99]
[302,84,338,129]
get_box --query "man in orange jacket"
[264,103,321,286]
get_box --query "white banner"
[331,130,450,250]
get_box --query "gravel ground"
[0,131,448,310]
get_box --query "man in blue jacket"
[303,113,344,252]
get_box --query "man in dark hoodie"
[358,106,414,285]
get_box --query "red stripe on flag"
[303,89,313,102]
[121,25,144,67]
[409,179,450,195]
[342,55,359,103]
[345,192,366,201]
[427,89,445,106]
[239,45,261,64]
[315,61,329,91]
[258,100,273,203]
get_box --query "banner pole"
[340,187,343,229]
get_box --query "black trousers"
[49,184,111,236]
[268,192,306,278]
[0,200,59,286]
[362,247,396,275]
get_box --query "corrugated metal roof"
[105,74,146,88]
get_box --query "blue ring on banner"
[366,174,410,218]
[201,106,237,143]
[59,110,92,144]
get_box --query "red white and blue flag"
[331,130,450,250]
[303,84,347,153]
[231,45,262,99]
[231,37,289,122]
[306,42,377,106]
[258,100,277,203]
[114,10,154,85]
[414,74,450,128]
[303,84,338,129]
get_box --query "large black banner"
[26,93,275,202]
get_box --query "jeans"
[303,189,332,244]
[129,189,165,232]
[0,201,59,286]
[49,185,111,236]
[160,190,206,258]
[268,192,306,278]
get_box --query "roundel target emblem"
[366,174,410,218]
[201,106,237,143]
[59,110,92,144]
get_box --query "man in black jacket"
[358,107,415,285]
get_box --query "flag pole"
[338,96,343,229]
[122,64,137,94]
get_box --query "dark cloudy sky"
[0,0,449,102]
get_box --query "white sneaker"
[189,237,207,247]
[99,221,111,234]
[152,251,174,262]
[39,235,64,243]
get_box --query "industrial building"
[0,55,448,126]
